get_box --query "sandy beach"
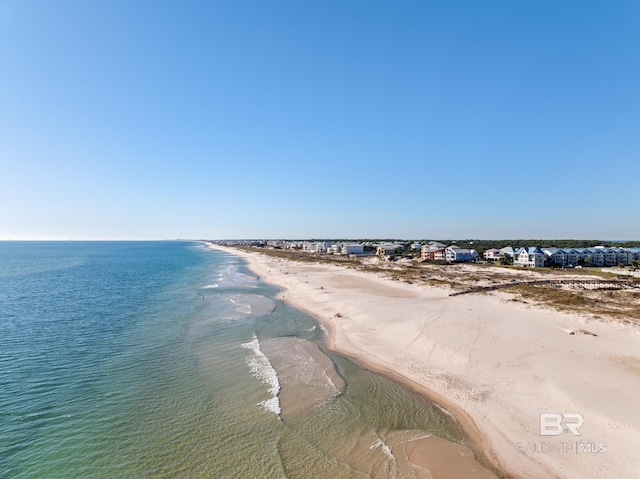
[212,245,640,479]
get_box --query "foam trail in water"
[370,438,396,461]
[321,367,341,398]
[370,435,397,479]
[230,296,252,315]
[241,338,281,416]
[435,403,456,421]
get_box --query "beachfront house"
[376,244,401,256]
[420,242,449,261]
[580,247,609,267]
[514,247,545,268]
[616,248,636,266]
[421,245,446,261]
[311,242,328,253]
[341,244,364,255]
[543,248,568,267]
[541,246,640,268]
[584,247,619,267]
[579,248,595,266]
[433,248,447,261]
[483,249,502,261]
[328,244,341,254]
[499,246,517,258]
[445,246,478,263]
[567,249,581,266]
[627,248,640,264]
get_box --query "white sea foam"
[203,284,219,289]
[435,403,456,421]
[370,436,397,478]
[230,296,253,315]
[370,438,396,461]
[320,367,341,397]
[229,294,275,317]
[241,338,281,416]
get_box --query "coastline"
[210,244,640,479]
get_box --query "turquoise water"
[0,241,473,478]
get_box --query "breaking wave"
[241,337,281,416]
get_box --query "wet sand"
[261,337,345,421]
[262,336,499,478]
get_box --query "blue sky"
[1,1,638,240]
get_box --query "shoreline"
[277,282,508,476]
[209,244,640,479]
[271,273,515,479]
[218,244,511,477]
[319,323,511,478]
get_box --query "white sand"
[213,245,640,479]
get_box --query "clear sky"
[1,1,638,240]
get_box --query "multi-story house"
[566,249,581,266]
[376,244,401,256]
[420,242,447,260]
[499,246,517,258]
[483,249,502,261]
[509,245,639,268]
[589,248,605,266]
[604,248,618,266]
[628,248,640,263]
[341,244,364,255]
[514,247,545,267]
[445,246,477,263]
[421,245,446,261]
[616,248,633,266]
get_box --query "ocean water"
[0,241,477,478]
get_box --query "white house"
[483,249,502,261]
[311,242,328,253]
[341,244,364,255]
[329,244,342,254]
[514,247,545,268]
[499,246,517,258]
